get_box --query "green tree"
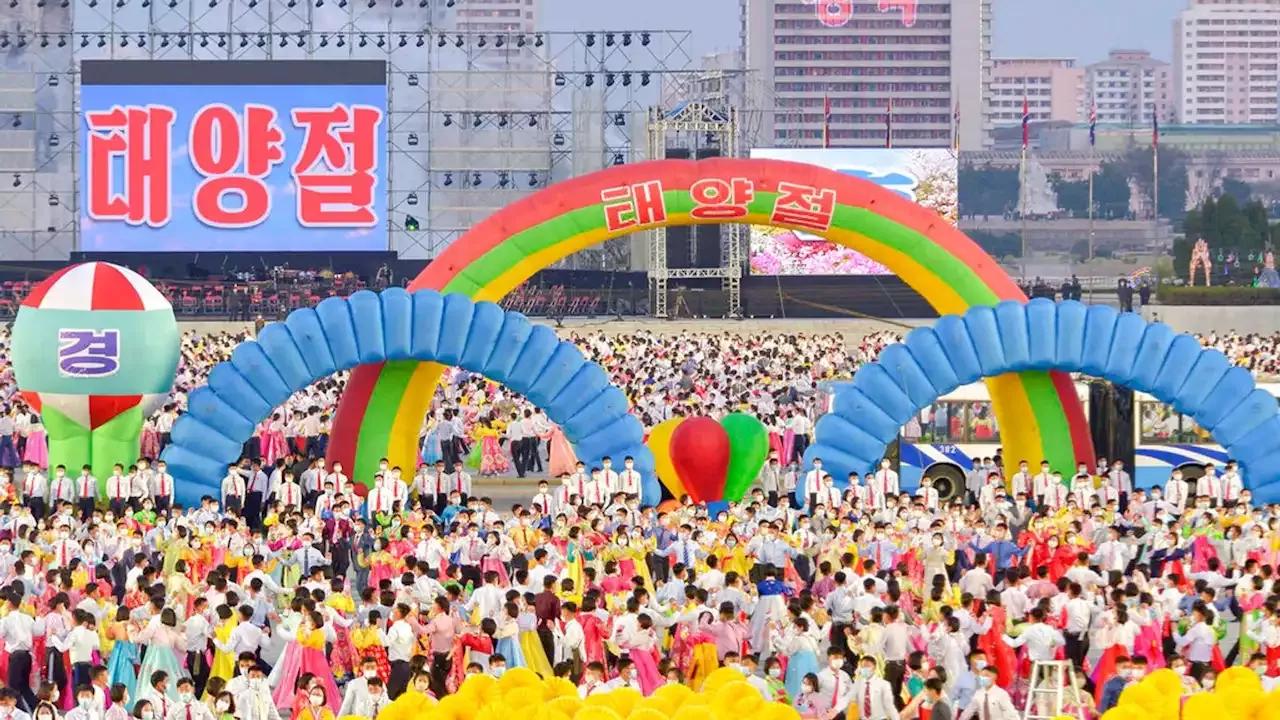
[968,230,1022,258]
[1220,177,1253,205]
[1093,162,1132,219]
[1120,147,1189,221]
[1049,173,1089,216]
[958,165,1020,218]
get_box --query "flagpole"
[823,94,831,149]
[1088,99,1096,261]
[1153,142,1160,222]
[1021,143,1028,278]
[1088,147,1095,261]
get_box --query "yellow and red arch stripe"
[328,158,1094,483]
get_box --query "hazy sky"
[538,0,1187,67]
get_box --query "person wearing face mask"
[294,687,332,720]
[163,679,213,720]
[338,657,383,717]
[231,665,278,720]
[76,465,98,522]
[802,460,825,513]
[1197,466,1223,508]
[842,655,890,720]
[958,666,1016,720]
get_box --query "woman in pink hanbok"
[260,414,290,466]
[547,425,578,478]
[271,611,341,714]
[139,419,161,461]
[23,419,48,468]
[619,616,663,695]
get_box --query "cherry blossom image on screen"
[748,148,958,276]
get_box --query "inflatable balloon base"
[1105,667,1269,720]
[376,668,802,720]
[647,414,769,504]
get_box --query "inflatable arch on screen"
[328,157,1099,483]
[805,298,1280,503]
[159,289,657,508]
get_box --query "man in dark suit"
[924,678,953,720]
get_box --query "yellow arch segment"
[379,212,1046,476]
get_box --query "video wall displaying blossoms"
[747,148,959,276]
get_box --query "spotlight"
[584,73,594,87]
[641,72,650,86]
[0,36,8,48]
[535,34,543,47]
[516,35,526,48]
[613,112,625,126]
[418,0,427,6]
[296,33,305,47]
[16,34,27,48]
[641,32,651,46]
[406,191,419,206]
[554,73,566,87]
[48,193,59,207]
[477,35,485,48]
[48,133,60,147]
[443,113,453,127]
[336,35,345,47]
[622,72,632,87]
[11,174,20,188]
[622,32,632,46]
[494,35,503,48]
[359,35,368,48]
[48,74,59,87]
[160,34,170,47]
[399,34,408,47]
[586,33,595,47]
[279,33,287,47]
[137,33,146,46]
[498,114,509,128]
[438,35,445,47]
[527,172,538,187]
[527,114,537,127]
[97,34,107,48]
[58,34,67,46]
[606,73,615,87]
[240,34,248,47]
[498,172,509,188]
[177,34,186,47]
[319,34,329,47]
[376,34,386,48]
[407,73,419,86]
[443,172,453,186]
[553,132,565,146]
[217,33,227,47]
[454,35,463,48]
[471,172,482,187]
[9,114,18,128]
[200,33,209,47]
[606,32,614,46]
[472,114,482,128]
[257,34,266,48]
[120,34,128,46]
[446,0,453,4]
[80,35,89,48]
[612,153,624,166]
[39,34,48,47]
[407,132,419,146]
[404,215,419,231]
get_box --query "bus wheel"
[926,465,966,504]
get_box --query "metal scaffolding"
[644,101,740,319]
[0,0,697,265]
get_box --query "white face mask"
[215,701,230,712]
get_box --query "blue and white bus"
[891,381,1278,501]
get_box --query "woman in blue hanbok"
[421,421,442,466]
[774,617,821,702]
[494,604,526,669]
[134,610,185,703]
[105,608,140,701]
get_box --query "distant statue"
[1190,238,1212,286]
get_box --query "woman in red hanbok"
[1047,539,1077,583]
[578,596,611,669]
[974,596,1016,690]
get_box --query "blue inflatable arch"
[805,298,1280,503]
[161,289,658,508]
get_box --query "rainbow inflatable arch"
[327,158,1096,484]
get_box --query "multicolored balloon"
[646,417,687,499]
[720,412,769,502]
[11,262,179,483]
[668,417,730,503]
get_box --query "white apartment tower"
[1174,0,1280,124]
[1086,50,1172,127]
[742,0,993,149]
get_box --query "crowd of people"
[0,320,1275,720]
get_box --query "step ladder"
[1021,660,1086,720]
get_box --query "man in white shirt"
[618,457,643,497]
[958,668,1018,720]
[1002,608,1064,662]
[0,593,45,709]
[165,678,214,720]
[845,654,893,720]
[231,664,279,720]
[220,465,246,514]
[338,657,384,717]
[151,462,175,515]
[382,604,416,697]
[19,463,47,521]
[803,460,825,511]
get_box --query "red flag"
[1152,112,1159,148]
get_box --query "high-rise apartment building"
[741,0,993,149]
[1085,50,1172,126]
[1174,0,1280,124]
[988,58,1085,126]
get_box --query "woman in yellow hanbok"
[714,534,752,579]
[208,605,239,686]
[600,532,654,595]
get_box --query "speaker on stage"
[693,147,722,269]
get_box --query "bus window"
[941,402,964,442]
[1140,402,1180,443]
[968,401,999,442]
[904,407,925,442]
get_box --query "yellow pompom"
[700,670,745,694]
[1182,693,1221,720]
[544,678,581,700]
[601,688,643,717]
[437,694,478,720]
[574,706,624,720]
[547,695,585,717]
[1100,704,1148,720]
[1253,689,1280,720]
[460,674,499,697]
[670,706,716,720]
[1218,667,1263,694]
[475,701,513,720]
[628,709,670,720]
[500,668,544,690]
[1217,686,1265,720]
[634,696,675,717]
[1119,682,1163,714]
[751,702,803,720]
[504,687,544,709]
[652,684,693,708]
